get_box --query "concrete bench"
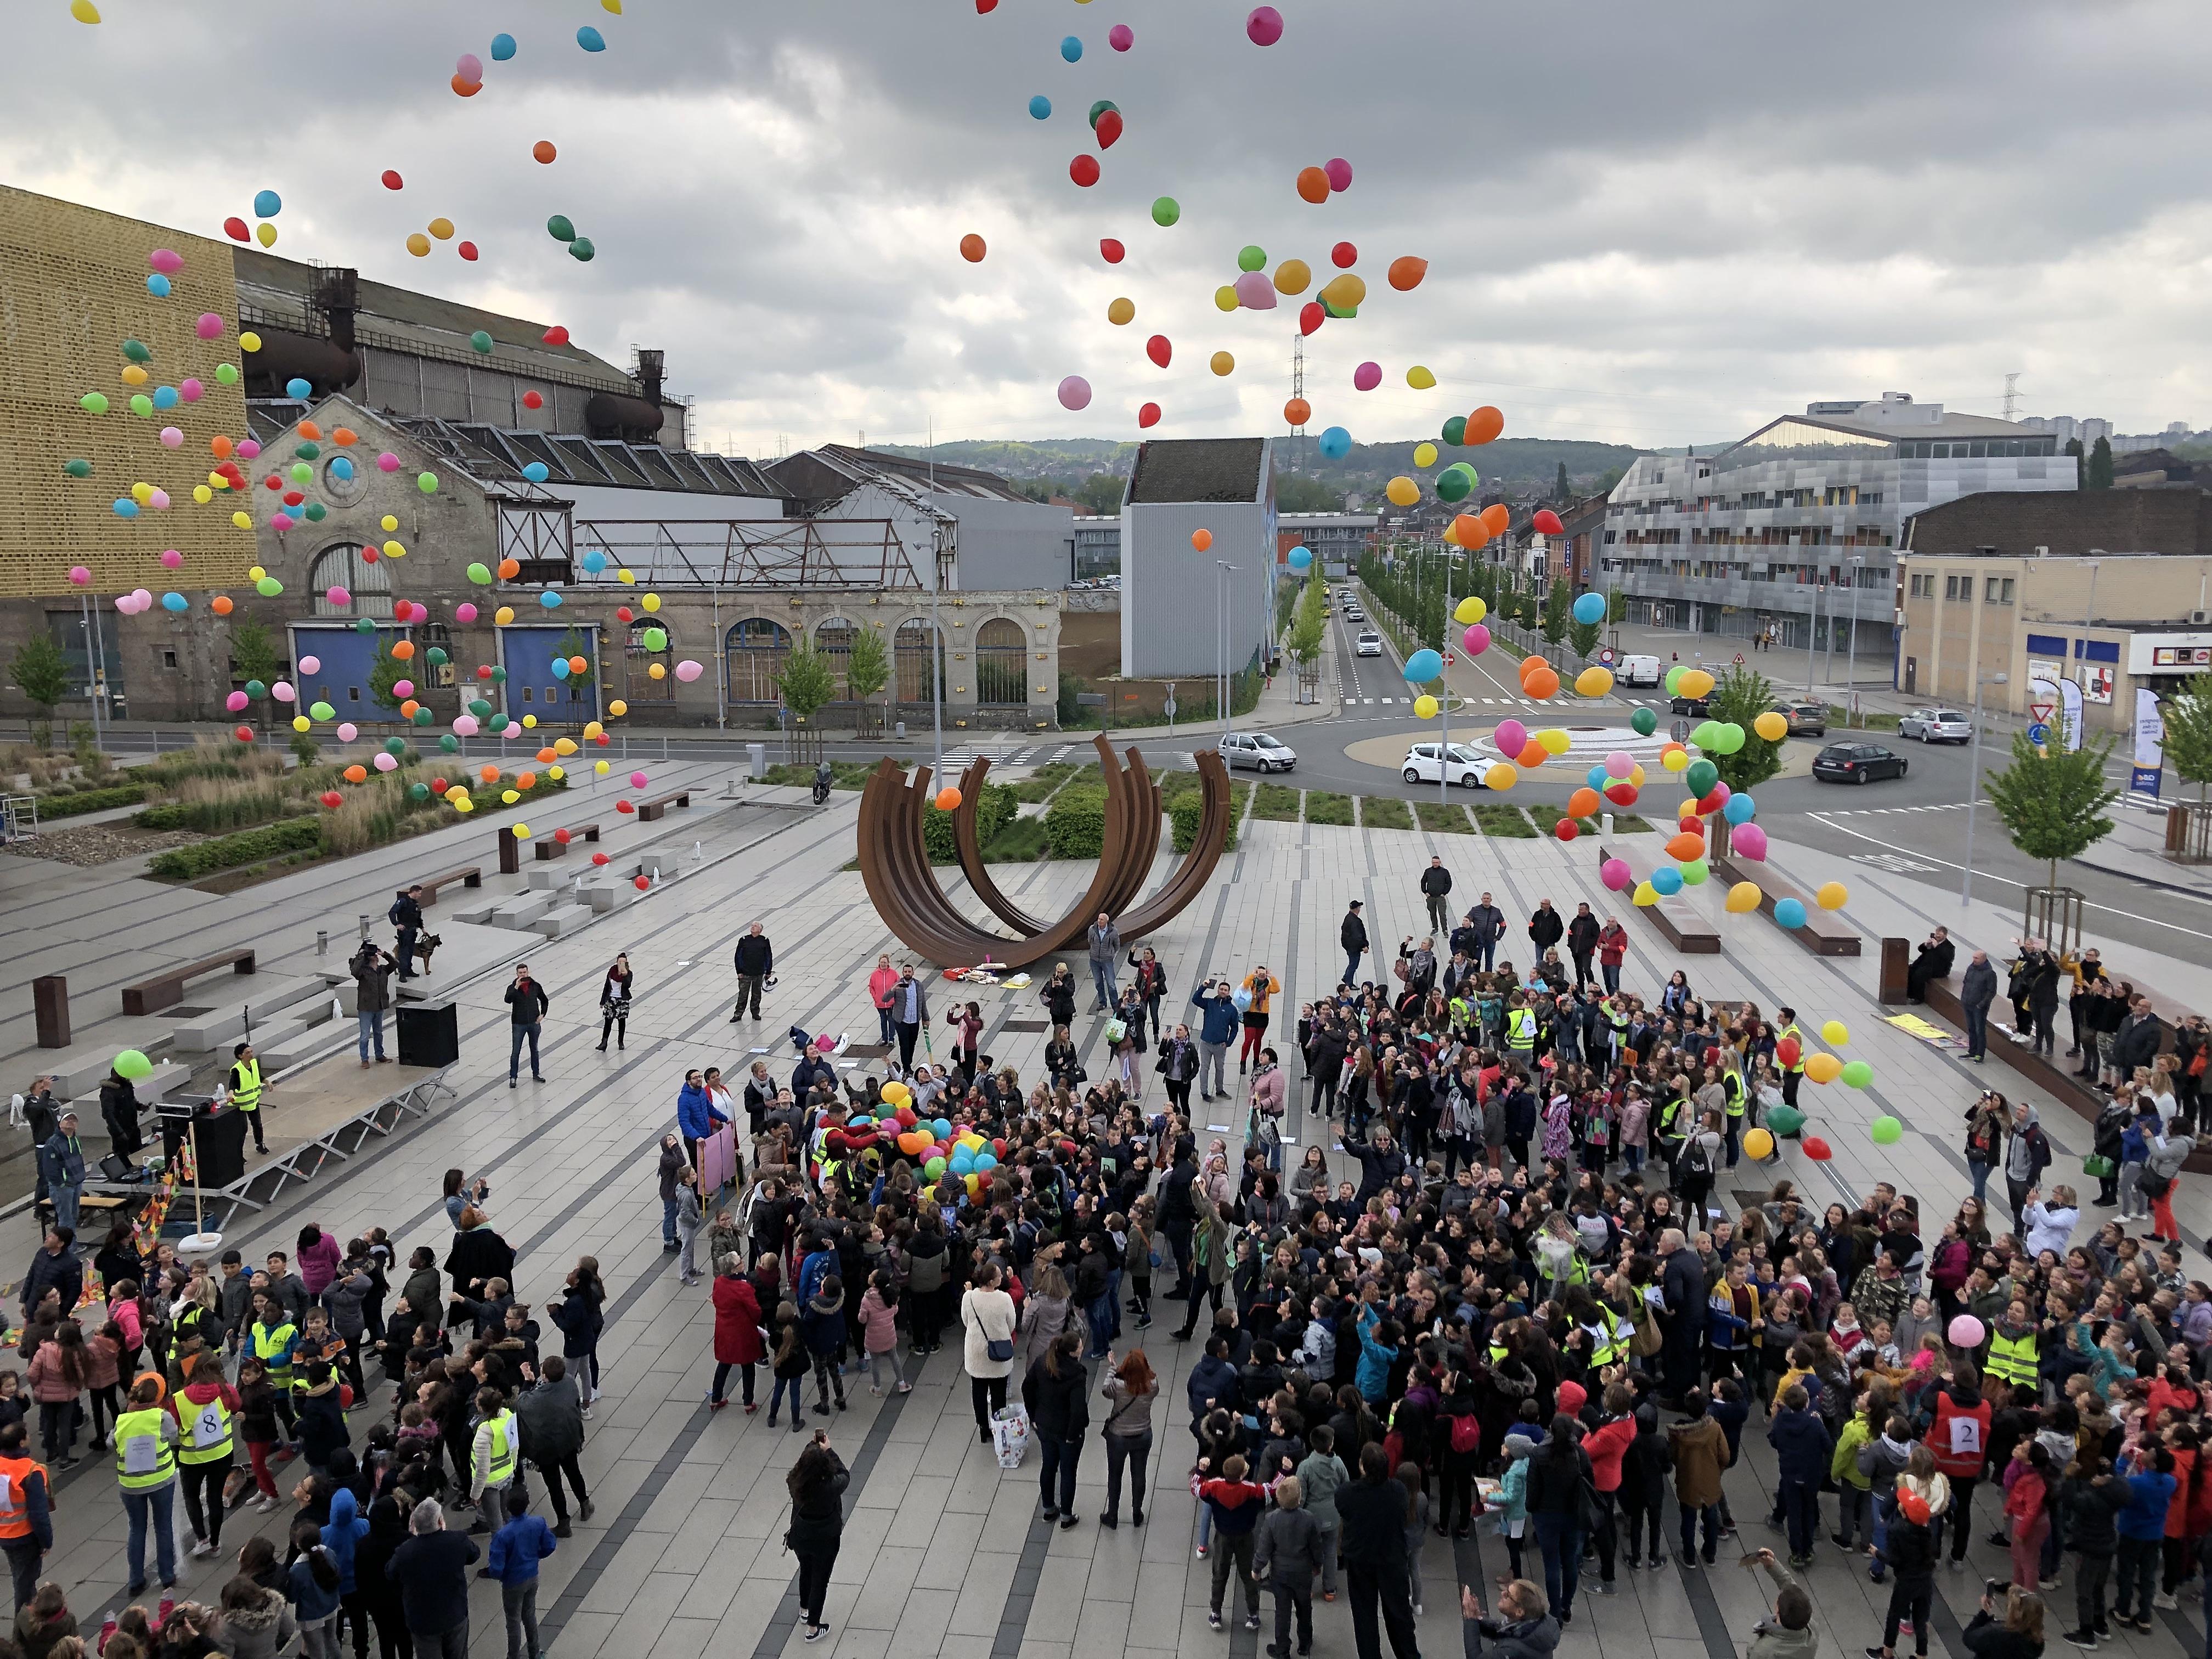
[1596,842,1720,955]
[636,788,691,823]
[416,866,482,907]
[487,891,558,930]
[170,974,338,1053]
[121,948,256,1017]
[1712,841,1859,957]
[533,823,600,862]
[579,882,633,915]
[531,903,594,939]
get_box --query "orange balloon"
[1481,502,1511,536]
[1567,787,1601,818]
[516,771,537,789]
[1451,514,1485,546]
[533,139,558,165]
[298,420,322,441]
[210,435,234,459]
[934,786,963,811]
[497,557,521,580]
[211,595,234,616]
[452,74,481,97]
[331,427,357,446]
[1524,666,1560,699]
[1191,528,1213,551]
[1296,166,1331,204]
[536,747,557,764]
[1387,256,1429,292]
[399,699,420,718]
[342,765,368,783]
[567,655,587,673]
[391,639,415,660]
[1466,406,1505,444]
[478,764,500,782]
[1283,397,1311,426]
[1516,739,1548,768]
[1666,831,1706,862]
[958,233,986,263]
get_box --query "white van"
[1618,653,1662,687]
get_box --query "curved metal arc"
[1119,749,1234,940]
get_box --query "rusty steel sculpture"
[856,733,1233,969]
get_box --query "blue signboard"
[2026,721,2049,746]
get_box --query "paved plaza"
[5,753,2212,1659]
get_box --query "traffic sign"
[2027,721,2049,745]
[1598,646,1616,665]
[1733,652,1745,664]
[2029,700,2056,724]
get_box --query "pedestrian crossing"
[1812,800,1990,818]
[1342,695,1676,709]
[939,742,1079,770]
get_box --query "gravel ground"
[2,822,202,866]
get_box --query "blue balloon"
[522,461,550,483]
[550,659,570,679]
[489,32,517,60]
[1586,764,1610,788]
[577,25,606,50]
[252,189,281,218]
[151,386,179,409]
[1059,34,1082,61]
[1028,94,1052,119]
[1318,426,1352,460]
[1287,545,1312,571]
[974,1151,998,1172]
[112,499,139,517]
[951,1150,974,1176]
[161,592,187,612]
[538,590,563,608]
[1775,897,1808,929]
[580,550,607,574]
[932,1117,952,1139]
[1651,866,1684,897]
[1404,648,1443,682]
[1571,591,1606,625]
[1724,793,1756,825]
[330,456,354,481]
[146,274,171,298]
[285,377,311,399]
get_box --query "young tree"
[1541,580,1570,646]
[10,634,70,744]
[2087,435,2115,490]
[553,626,595,685]
[1285,577,1328,701]
[777,637,838,760]
[229,619,281,725]
[1984,731,2121,891]
[2064,436,2085,487]
[2152,676,2212,804]
[367,646,407,714]
[1567,611,1604,661]
[844,625,890,737]
[1553,461,1571,503]
[1606,586,1628,624]
[1707,662,1786,794]
[1076,472,1124,516]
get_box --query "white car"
[1899,707,1974,743]
[1402,742,1503,788]
[1618,653,1661,687]
[1355,630,1383,656]
[1220,731,1297,773]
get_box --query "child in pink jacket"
[857,1269,906,1396]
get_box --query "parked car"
[1220,731,1297,773]
[1811,741,1909,784]
[1668,693,1712,718]
[1355,630,1383,656]
[1618,653,1662,687]
[1344,606,1365,622]
[1898,707,1973,743]
[1402,742,1503,789]
[1771,699,1829,737]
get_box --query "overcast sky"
[10,0,2212,459]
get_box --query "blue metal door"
[497,624,601,728]
[290,623,410,724]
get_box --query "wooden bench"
[1596,843,1720,954]
[636,788,692,823]
[534,823,601,861]
[121,948,256,1017]
[1709,849,1861,957]
[415,866,482,907]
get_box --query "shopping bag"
[991,1403,1031,1470]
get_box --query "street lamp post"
[1216,561,1238,749]
[1960,670,2009,909]
[1844,555,1864,697]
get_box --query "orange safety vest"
[0,1454,48,1540]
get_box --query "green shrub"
[148,817,323,881]
[1044,781,1107,860]
[1474,803,1538,838]
[1359,796,1413,831]
[38,784,146,819]
[133,786,297,833]
[1169,792,1240,855]
[980,816,1050,863]
[923,781,1018,865]
[1415,801,1476,833]
[1305,792,1355,826]
[1007,763,1076,804]
[1252,782,1302,821]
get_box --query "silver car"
[1220,731,1297,772]
[1355,631,1383,656]
[1899,707,1973,743]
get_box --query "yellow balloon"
[1821,1019,1849,1045]
[881,1080,911,1107]
[1386,476,1420,507]
[70,0,100,21]
[231,511,252,529]
[583,721,605,739]
[513,823,531,839]
[1742,1127,1775,1161]
[1575,666,1614,698]
[617,568,636,585]
[642,593,662,613]
[1805,1052,1843,1085]
[238,332,261,353]
[1629,765,1646,786]
[1214,286,1240,313]
[1538,728,1571,756]
[454,798,474,812]
[595,760,611,775]
[121,364,149,386]
[1107,297,1135,326]
[1210,351,1235,376]
[1406,365,1436,390]
[554,738,578,755]
[648,662,667,680]
[381,515,399,532]
[291,715,311,733]
[501,789,520,805]
[193,486,212,504]
[1319,273,1366,311]
[1816,881,1849,911]
[1272,259,1311,295]
[256,223,278,249]
[1413,442,1438,469]
[1486,761,1517,791]
[405,233,432,258]
[608,699,628,716]
[427,217,455,241]
[522,714,537,729]
[1454,596,1486,625]
[1725,881,1763,913]
[248,566,265,580]
[1414,693,1439,719]
[548,765,565,781]
[494,606,515,625]
[1678,668,1715,698]
[1632,880,1658,907]
[1441,520,1462,548]
[384,540,406,558]
[1661,748,1689,772]
[1754,710,1788,742]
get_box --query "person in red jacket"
[1581,1383,1637,1596]
[1596,919,1629,995]
[708,1252,765,1413]
[1929,1369,1992,1565]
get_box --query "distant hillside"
[873,440,1136,478]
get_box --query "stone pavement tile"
[1069,1598,1135,1659]
[644,1613,720,1659]
[670,1565,742,1623]
[853,1437,924,1503]
[932,1636,997,1659]
[841,1548,924,1628]
[1031,1550,1096,1610]
[829,1629,893,1659]
[545,1607,618,1659]
[574,1531,667,1616]
[915,1508,988,1578]
[947,1551,1024,1637]
[893,1585,960,1650]
[626,1457,714,1530]
[978,1485,1045,1554]
[1015,1639,1072,1659]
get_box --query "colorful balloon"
[1057,375,1092,410]
[1246,6,1283,45]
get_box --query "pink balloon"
[674,659,703,682]
[337,722,359,741]
[1057,375,1092,411]
[225,691,249,713]
[1494,718,1527,757]
[149,249,184,274]
[179,378,204,403]
[451,715,478,736]
[1731,823,1769,861]
[1108,22,1133,49]
[196,313,225,340]
[298,654,320,675]
[326,585,352,606]
[237,439,262,459]
[455,53,483,81]
[1245,5,1283,44]
[455,602,479,623]
[133,589,152,607]
[629,771,648,788]
[1600,857,1632,891]
[272,512,294,531]
[374,752,400,772]
[376,452,401,472]
[159,427,184,448]
[1462,623,1489,655]
[1946,1314,1985,1349]
[159,549,183,568]
[1324,157,1353,192]
[1352,361,1381,391]
[272,681,295,703]
[67,566,91,586]
[146,489,170,510]
[1605,750,1633,778]
[1234,271,1277,310]
[393,679,415,699]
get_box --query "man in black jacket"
[388,885,425,981]
[388,1498,481,1659]
[1344,1126,1406,1205]
[1564,904,1600,992]
[1527,900,1564,958]
[505,964,549,1087]
[1658,1228,1707,1404]
[1336,1443,1419,1659]
[1158,1149,1198,1299]
[1465,893,1506,972]
[1905,926,1955,1003]
[514,1357,592,1536]
[731,923,774,1022]
[1341,901,1369,989]
[1419,856,1454,936]
[1959,950,1997,1062]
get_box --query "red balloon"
[1776,1037,1802,1068]
[1146,334,1172,368]
[976,0,998,10]
[543,326,570,346]
[1299,302,1325,336]
[1096,109,1123,149]
[616,606,634,622]
[617,800,635,814]
[1099,238,1125,264]
[380,170,404,190]
[1554,819,1579,842]
[320,790,344,809]
[1137,402,1161,429]
[1604,781,1639,806]
[1069,155,1100,188]
[554,828,572,844]
[522,390,544,410]
[431,777,448,793]
[590,851,609,866]
[1331,241,1358,269]
[457,241,479,262]
[1532,509,1564,535]
[476,665,493,679]
[1802,1136,1833,1161]
[633,874,650,890]
[234,725,255,742]
[223,217,250,242]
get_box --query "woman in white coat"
[962,1259,1019,1442]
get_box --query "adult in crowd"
[787,1433,849,1644]
[731,922,775,1022]
[352,939,397,1068]
[961,1262,1017,1443]
[596,952,634,1052]
[503,964,548,1088]
[1087,912,1123,1013]
[388,1499,480,1659]
[1419,856,1453,938]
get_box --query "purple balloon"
[1352,361,1381,391]
[1108,22,1133,50]
[1324,156,1353,192]
[1234,271,1277,310]
[1462,623,1489,655]
[1057,375,1092,411]
[1946,1314,1985,1350]
[1494,718,1527,757]
[1245,5,1283,45]
[1731,822,1769,861]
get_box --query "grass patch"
[1359,795,1413,830]
[1474,803,1539,838]
[1252,782,1302,821]
[1417,801,1477,833]
[760,761,871,791]
[979,815,1051,862]
[148,817,323,881]
[1829,707,1900,732]
[1305,792,1355,826]
[1006,762,1077,803]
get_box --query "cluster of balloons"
[219,189,281,249]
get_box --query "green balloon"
[256,577,284,597]
[490,666,507,683]
[417,472,439,494]
[426,647,449,665]
[384,737,408,754]
[215,363,239,385]
[112,1048,154,1080]
[641,626,667,652]
[355,618,376,634]
[121,339,151,364]
[439,734,459,752]
[1237,245,1267,273]
[466,562,492,585]
[1434,467,1471,504]
[470,330,493,355]
[1714,724,1746,755]
[469,698,494,718]
[79,392,110,415]
[567,238,595,263]
[1689,721,1717,748]
[1841,1060,1875,1089]
[294,441,320,460]
[1630,707,1657,736]
[289,462,312,484]
[1150,196,1180,227]
[411,708,433,726]
[303,502,327,522]
[1664,665,1685,695]
[309,701,335,721]
[1685,759,1719,795]
[1322,296,1358,318]
[1441,415,1466,446]
[63,458,92,477]
[547,215,576,242]
[1870,1115,1903,1144]
[1764,1104,1805,1138]
[409,782,431,801]
[1087,99,1119,130]
[129,394,154,417]
[244,679,267,699]
[1678,857,1710,886]
[924,1156,946,1180]
[488,713,510,732]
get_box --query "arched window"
[627,618,675,702]
[894,618,943,704]
[724,617,791,704]
[815,617,855,701]
[975,618,1027,706]
[308,545,393,618]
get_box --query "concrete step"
[487,891,558,931]
[169,974,340,1053]
[531,904,594,939]
[579,882,634,915]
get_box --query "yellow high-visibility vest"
[178,1395,233,1465]
[114,1407,175,1492]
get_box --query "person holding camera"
[1962,1584,2047,1659]
[1190,977,1238,1103]
[1732,1549,1814,1659]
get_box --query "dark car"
[1811,741,1908,784]
[1668,693,1712,718]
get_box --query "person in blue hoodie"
[1765,1384,1831,1569]
[1354,1302,1400,1407]
[1190,978,1240,1103]
[321,1487,371,1659]
[287,1517,344,1659]
[675,1071,727,1171]
[485,1487,557,1659]
[2112,1446,2176,1634]
[1186,1335,1239,1440]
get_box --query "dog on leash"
[410,933,443,974]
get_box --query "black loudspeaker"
[398,1000,460,1069]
